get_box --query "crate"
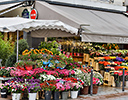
[88,58,94,67]
[103,72,115,87]
[83,53,89,62]
[93,62,99,71]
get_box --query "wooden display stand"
[83,53,89,62]
[93,62,99,71]
[103,72,115,87]
[88,58,94,67]
[73,55,84,64]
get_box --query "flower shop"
[0,17,128,100]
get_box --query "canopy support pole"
[16,30,19,62]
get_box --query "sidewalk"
[69,86,128,100]
[1,86,128,100]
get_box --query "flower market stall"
[0,46,104,100]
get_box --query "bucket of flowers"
[40,80,56,100]
[92,71,103,94]
[6,81,26,100]
[27,82,41,100]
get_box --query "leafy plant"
[14,61,25,67]
[5,53,16,67]
[0,69,11,77]
[0,33,14,66]
[14,39,29,55]
[25,61,35,66]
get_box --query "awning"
[0,17,78,35]
[0,2,22,12]
[35,1,128,44]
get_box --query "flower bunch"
[93,71,103,85]
[1,82,26,93]
[54,69,75,77]
[63,77,83,90]
[93,77,101,86]
[40,80,56,91]
[27,82,41,93]
[39,74,56,82]
[22,48,53,55]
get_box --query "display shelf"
[0,77,14,83]
[72,56,83,58]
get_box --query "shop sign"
[119,37,128,43]
[30,9,38,19]
[22,9,29,18]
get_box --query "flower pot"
[62,91,68,100]
[53,91,60,100]
[80,86,89,95]
[45,91,51,100]
[25,65,33,70]
[70,91,78,99]
[12,93,21,100]
[29,93,37,100]
[93,85,98,94]
[115,81,121,87]
[1,88,7,98]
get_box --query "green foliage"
[14,39,29,54]
[0,69,11,77]
[0,33,14,66]
[38,40,60,55]
[5,53,16,67]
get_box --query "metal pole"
[122,68,125,91]
[16,31,19,62]
[90,69,93,96]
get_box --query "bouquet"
[39,74,56,82]
[27,82,41,93]
[40,80,56,91]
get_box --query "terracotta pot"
[80,86,89,95]
[93,85,98,94]
[25,66,33,70]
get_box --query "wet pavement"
[77,86,128,100]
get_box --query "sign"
[22,9,29,18]
[30,9,38,19]
[119,37,128,43]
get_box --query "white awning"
[0,17,78,35]
[35,1,128,44]
[0,2,21,12]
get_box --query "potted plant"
[55,79,71,100]
[0,83,11,98]
[70,82,83,99]
[80,72,90,95]
[25,61,35,70]
[92,71,103,94]
[110,71,122,87]
[40,80,56,100]
[27,82,41,100]
[10,82,25,100]
[14,61,25,70]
